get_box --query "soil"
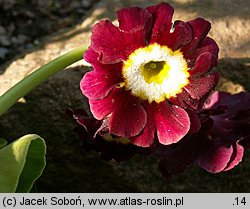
[0,0,250,192]
[0,0,99,64]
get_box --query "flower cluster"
[71,2,250,175]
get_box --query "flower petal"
[198,140,233,173]
[165,20,193,50]
[154,102,190,145]
[146,3,174,43]
[89,88,119,120]
[84,47,99,65]
[80,65,123,100]
[224,143,244,171]
[109,91,147,138]
[170,89,204,110]
[208,91,250,113]
[131,103,156,147]
[146,3,192,50]
[117,6,153,35]
[203,91,221,109]
[182,17,211,56]
[187,37,219,63]
[66,108,102,136]
[90,12,152,64]
[90,20,130,64]
[185,109,201,134]
[189,52,217,77]
[184,72,219,99]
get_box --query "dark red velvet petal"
[182,17,211,57]
[189,52,217,77]
[84,46,124,74]
[146,3,192,50]
[224,143,244,171]
[66,108,102,136]
[184,72,219,99]
[131,103,156,147]
[185,109,201,134]
[89,88,119,120]
[198,140,233,173]
[90,15,151,64]
[205,91,250,113]
[117,7,152,38]
[109,91,147,138]
[154,102,190,145]
[146,3,174,43]
[80,66,123,100]
[84,47,99,65]
[90,20,130,64]
[197,37,219,56]
[203,91,221,109]
[186,37,219,64]
[164,20,193,51]
[169,90,199,109]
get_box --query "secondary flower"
[157,91,250,177]
[197,91,250,173]
[81,2,219,147]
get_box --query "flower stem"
[0,46,87,116]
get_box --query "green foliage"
[0,134,46,192]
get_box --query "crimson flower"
[80,2,219,147]
[197,91,250,173]
[158,91,250,177]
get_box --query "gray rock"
[0,26,7,35]
[0,47,9,59]
[0,25,11,46]
[0,36,11,46]
[10,34,28,45]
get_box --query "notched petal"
[182,17,211,56]
[146,2,174,44]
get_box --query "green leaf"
[0,134,46,192]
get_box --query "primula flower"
[197,91,250,173]
[158,91,250,177]
[80,2,219,147]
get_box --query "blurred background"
[0,0,250,192]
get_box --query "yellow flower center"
[122,43,190,103]
[141,61,170,84]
